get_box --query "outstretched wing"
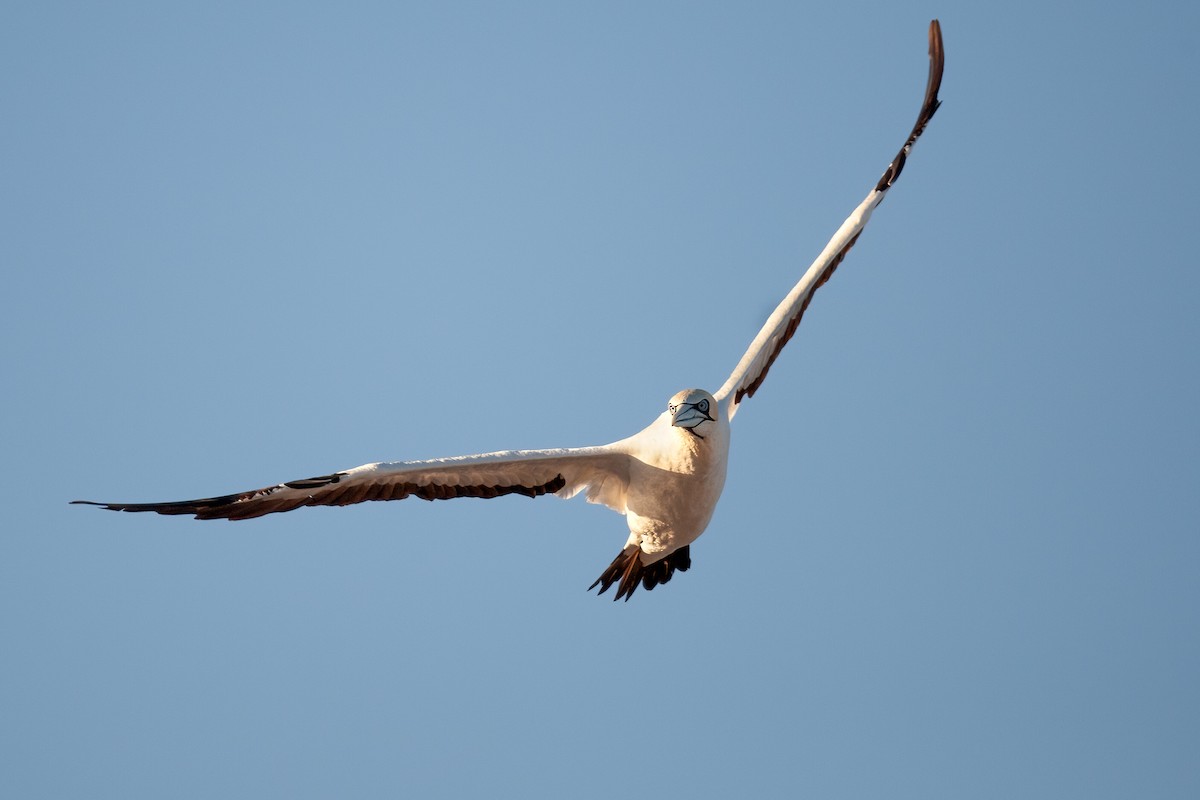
[715,20,944,420]
[72,446,632,521]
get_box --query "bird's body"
[604,389,731,591]
[74,22,945,600]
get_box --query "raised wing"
[72,446,632,521]
[715,20,944,420]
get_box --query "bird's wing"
[714,20,944,420]
[72,446,632,521]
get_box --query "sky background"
[3,2,1198,798]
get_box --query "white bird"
[74,21,945,601]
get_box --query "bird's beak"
[671,403,715,431]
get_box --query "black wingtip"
[71,500,120,510]
[872,19,945,194]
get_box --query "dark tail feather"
[589,545,692,602]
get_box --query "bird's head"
[668,389,718,438]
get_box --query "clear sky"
[3,2,1198,798]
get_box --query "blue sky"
[3,2,1198,798]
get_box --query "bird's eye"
[697,399,710,413]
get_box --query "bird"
[74,20,945,601]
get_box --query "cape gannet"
[75,21,945,601]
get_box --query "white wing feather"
[715,20,944,420]
[73,446,632,520]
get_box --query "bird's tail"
[589,545,691,602]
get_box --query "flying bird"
[74,21,945,600]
